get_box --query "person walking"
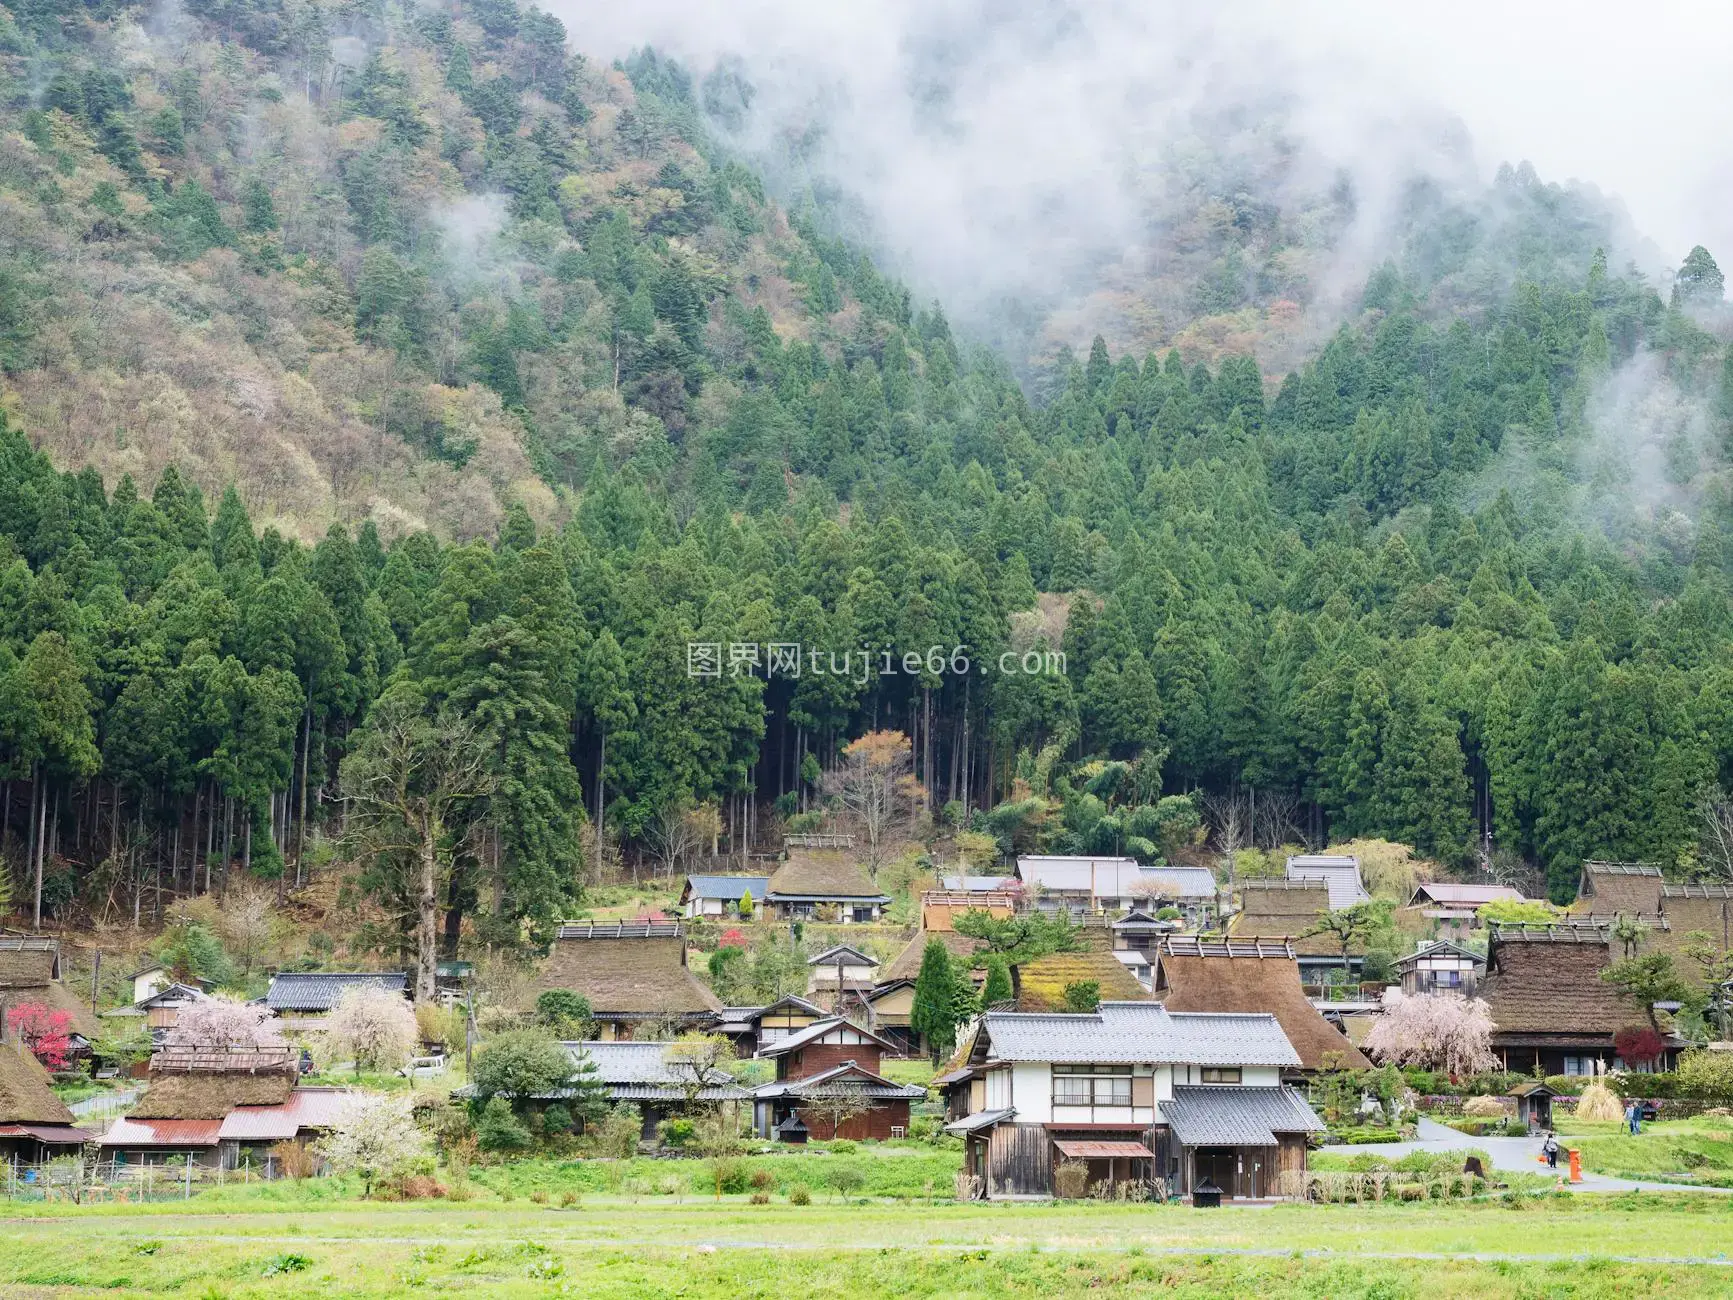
[1542,1130,1559,1171]
[1626,1101,1642,1136]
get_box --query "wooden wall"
[987,1123,1055,1197]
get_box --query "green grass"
[1551,1117,1733,1181]
[6,1191,1733,1296]
[471,1146,962,1201]
[879,1057,939,1088]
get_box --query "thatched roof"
[1652,887,1733,985]
[1578,862,1665,914]
[0,945,57,988]
[0,1040,77,1126]
[766,850,887,901]
[1230,881,1343,957]
[1152,947,1369,1071]
[883,931,988,983]
[131,1071,295,1120]
[535,933,721,1017]
[1011,950,1152,1012]
[1480,931,1643,1042]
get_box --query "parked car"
[399,1055,447,1078]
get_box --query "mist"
[547,0,1733,358]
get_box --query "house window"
[1562,1056,1594,1076]
[1433,969,1461,988]
[1200,1067,1241,1084]
[852,906,875,923]
[1053,1064,1133,1106]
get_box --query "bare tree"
[1201,789,1249,891]
[645,798,704,879]
[662,1033,737,1107]
[1252,788,1302,851]
[339,689,495,1004]
[827,730,919,872]
[216,881,276,976]
[800,1081,877,1141]
[1697,783,1733,881]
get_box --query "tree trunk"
[296,699,312,885]
[416,819,440,1004]
[31,767,46,929]
[595,729,606,863]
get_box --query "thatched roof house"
[0,1039,89,1160]
[0,937,97,1039]
[1577,862,1665,915]
[1479,925,1673,1075]
[764,850,889,921]
[535,922,720,1040]
[883,930,988,984]
[1150,937,1369,1072]
[1010,949,1152,1011]
[1653,884,1733,985]
[1228,881,1350,970]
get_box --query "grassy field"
[6,1186,1733,1297]
[1553,1116,1733,1185]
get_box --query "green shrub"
[540,1104,573,1136]
[658,1117,696,1148]
[475,1097,533,1153]
[789,1184,812,1205]
[827,1139,857,1155]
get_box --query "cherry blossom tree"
[163,995,286,1048]
[1364,989,1497,1077]
[316,1093,428,1197]
[320,986,418,1074]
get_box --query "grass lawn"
[1552,1116,1733,1185]
[6,1188,1733,1297]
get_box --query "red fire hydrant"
[1568,1149,1582,1183]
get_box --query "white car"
[398,1055,447,1078]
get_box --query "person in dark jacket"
[1542,1131,1560,1170]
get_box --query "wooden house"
[1150,937,1370,1073]
[127,963,172,1005]
[806,944,880,998]
[680,875,770,919]
[1479,924,1680,1075]
[534,922,721,1041]
[763,851,890,922]
[0,937,98,1046]
[939,1002,1321,1201]
[751,1018,923,1140]
[1227,881,1360,988]
[101,1044,301,1169]
[100,982,209,1047]
[1406,883,1523,935]
[709,994,828,1057]
[0,1039,91,1163]
[1396,941,1485,997]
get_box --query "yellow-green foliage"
[1576,1082,1624,1123]
[1327,839,1430,903]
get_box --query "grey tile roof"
[755,1016,899,1059]
[1285,856,1369,909]
[684,875,770,901]
[754,1061,925,1100]
[944,1107,1015,1133]
[1160,1085,1324,1146]
[806,945,878,967]
[264,972,407,1012]
[1133,867,1219,899]
[977,1002,1300,1067]
[561,1041,736,1087]
[940,875,1017,892]
[1016,855,1145,894]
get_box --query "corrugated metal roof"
[100,1117,222,1147]
[264,972,408,1012]
[684,875,770,901]
[979,1002,1300,1068]
[217,1089,353,1140]
[1054,1139,1154,1159]
[939,876,1017,892]
[1016,856,1144,894]
[559,1041,738,1087]
[1159,1085,1324,1146]
[1411,882,1523,906]
[944,1107,1014,1133]
[1285,857,1369,909]
[0,1123,90,1143]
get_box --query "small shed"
[1508,1081,1559,1132]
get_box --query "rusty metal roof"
[217,1089,353,1140]
[100,1117,222,1147]
[1053,1139,1155,1159]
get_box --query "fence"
[4,1157,293,1203]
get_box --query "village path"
[1338,1116,1733,1195]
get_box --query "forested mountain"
[2,0,1732,970]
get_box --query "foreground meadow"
[5,1186,1733,1298]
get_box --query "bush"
[788,1184,812,1206]
[827,1166,866,1199]
[268,1140,318,1179]
[749,1191,771,1204]
[749,1168,775,1190]
[1463,1095,1507,1118]
[658,1117,696,1148]
[827,1139,857,1155]
[713,1158,750,1195]
[475,1097,533,1153]
[1053,1160,1090,1199]
[540,1104,574,1136]
[1576,1082,1624,1123]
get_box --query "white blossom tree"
[163,995,286,1049]
[316,1093,429,1197]
[1364,989,1498,1077]
[320,986,419,1074]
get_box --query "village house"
[1127,867,1220,928]
[939,875,1018,894]
[0,1039,91,1165]
[939,1002,1322,1201]
[1015,855,1152,913]
[101,981,209,1046]
[1396,940,1486,997]
[921,888,1017,932]
[1406,883,1524,936]
[99,1044,338,1170]
[1284,855,1370,908]
[264,972,409,1032]
[805,944,881,1006]
[679,874,770,919]
[0,938,98,1051]
[763,850,890,923]
[1011,948,1153,1012]
[127,963,172,1005]
[534,922,721,1041]
[709,994,829,1058]
[1228,881,1361,989]
[1150,937,1370,1073]
[1577,861,1666,914]
[1653,884,1733,987]
[751,1017,924,1141]
[1478,924,1682,1075]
